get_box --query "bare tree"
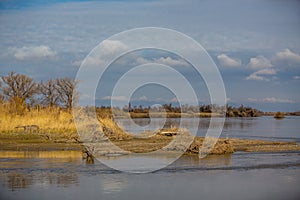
[0,72,38,105]
[39,79,60,107]
[55,77,78,110]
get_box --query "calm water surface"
[0,117,300,200]
[117,116,300,142]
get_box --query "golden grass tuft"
[98,117,132,140]
[0,105,76,139]
[274,112,285,119]
[0,104,133,143]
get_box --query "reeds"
[0,105,76,137]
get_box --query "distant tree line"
[0,72,77,114]
[123,103,215,113]
[121,103,263,117]
[225,104,262,117]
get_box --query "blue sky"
[0,0,300,111]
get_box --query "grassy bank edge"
[1,107,300,155]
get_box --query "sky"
[0,0,300,111]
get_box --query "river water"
[0,116,300,200]
[117,116,300,142]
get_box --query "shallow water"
[0,151,299,200]
[1,116,300,199]
[117,116,300,142]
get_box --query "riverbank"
[1,107,300,156]
[1,132,299,155]
[125,112,224,118]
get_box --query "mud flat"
[0,131,299,155]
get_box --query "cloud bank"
[271,48,300,67]
[8,45,56,60]
[246,68,277,81]
[217,54,241,68]
[135,56,189,67]
[247,97,295,103]
[247,55,272,70]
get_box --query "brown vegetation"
[230,138,300,152]
[274,112,285,119]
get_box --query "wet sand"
[0,132,299,154]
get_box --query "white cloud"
[170,97,178,102]
[135,56,189,67]
[262,97,295,103]
[247,98,258,102]
[246,73,266,81]
[100,40,128,57]
[271,49,300,67]
[255,68,277,75]
[152,97,167,102]
[71,60,82,67]
[135,57,148,65]
[83,56,103,66]
[155,57,189,67]
[246,68,277,81]
[71,40,128,67]
[217,54,241,68]
[9,45,56,60]
[139,95,147,101]
[247,55,272,70]
[72,56,104,67]
[293,75,300,80]
[246,50,300,81]
[102,96,128,101]
[247,97,295,103]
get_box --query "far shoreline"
[115,111,300,119]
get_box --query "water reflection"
[172,154,232,169]
[0,150,234,191]
[1,172,79,191]
[0,150,82,191]
[117,117,256,136]
[100,176,128,194]
[0,150,299,200]
[117,116,300,141]
[0,150,82,159]
[5,173,33,191]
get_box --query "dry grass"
[0,105,77,140]
[230,138,300,152]
[187,137,234,155]
[98,117,132,140]
[0,105,132,144]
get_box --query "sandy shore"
[0,132,299,155]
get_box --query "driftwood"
[158,131,178,137]
[82,149,94,164]
[15,125,39,133]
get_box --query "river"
[117,116,300,142]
